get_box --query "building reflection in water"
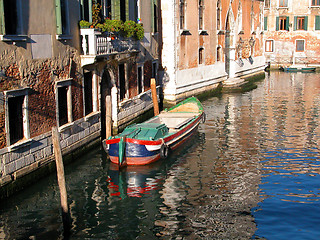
[0,72,319,239]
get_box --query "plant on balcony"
[79,20,93,28]
[96,19,123,33]
[80,19,144,41]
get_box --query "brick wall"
[28,62,56,137]
[0,57,84,148]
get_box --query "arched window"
[217,46,222,62]
[199,47,204,64]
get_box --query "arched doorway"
[100,68,113,140]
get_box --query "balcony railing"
[80,28,139,56]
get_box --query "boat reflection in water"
[107,162,163,198]
[106,131,204,200]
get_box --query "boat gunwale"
[104,112,203,146]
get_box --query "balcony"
[80,28,140,67]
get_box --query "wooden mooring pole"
[151,78,159,116]
[106,95,112,139]
[52,127,71,236]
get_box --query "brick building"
[160,0,266,103]
[264,0,320,66]
[0,0,160,197]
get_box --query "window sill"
[56,35,72,40]
[0,35,28,42]
[8,139,33,152]
[277,7,289,9]
[310,5,320,8]
[58,122,75,132]
[84,111,100,121]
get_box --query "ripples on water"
[0,72,320,239]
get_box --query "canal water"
[1,71,320,239]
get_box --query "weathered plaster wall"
[161,0,265,102]
[264,0,320,65]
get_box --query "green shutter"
[113,0,120,20]
[264,16,268,31]
[89,0,92,22]
[294,16,297,30]
[315,16,320,30]
[304,16,308,30]
[286,16,289,30]
[0,0,5,35]
[55,0,62,35]
[276,16,279,31]
[151,0,158,32]
[80,0,84,20]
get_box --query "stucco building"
[160,0,266,103]
[0,0,160,197]
[264,0,320,66]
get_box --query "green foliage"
[134,23,144,41]
[122,20,136,38]
[79,20,92,28]
[92,3,102,24]
[79,19,145,40]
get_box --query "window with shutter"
[152,0,158,33]
[55,0,69,36]
[264,17,268,31]
[0,0,5,35]
[80,0,92,22]
[279,16,288,30]
[315,16,320,30]
[295,16,307,30]
[1,0,23,35]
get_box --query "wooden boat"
[102,97,205,166]
[282,64,316,72]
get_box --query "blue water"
[0,71,320,239]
